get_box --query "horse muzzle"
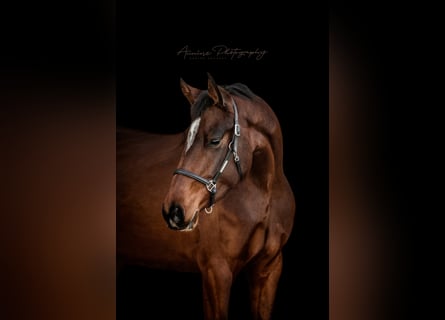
[162,204,199,232]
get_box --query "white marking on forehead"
[185,117,201,153]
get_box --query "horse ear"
[207,73,232,111]
[180,78,201,106]
[207,73,225,107]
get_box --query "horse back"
[117,128,200,271]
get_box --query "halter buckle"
[206,180,216,193]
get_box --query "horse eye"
[209,138,221,146]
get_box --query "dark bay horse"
[117,74,295,319]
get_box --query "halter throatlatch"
[174,97,242,213]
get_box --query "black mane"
[190,83,256,119]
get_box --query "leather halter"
[174,98,242,213]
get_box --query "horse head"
[162,73,254,231]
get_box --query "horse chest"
[195,204,268,264]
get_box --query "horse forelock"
[190,93,212,120]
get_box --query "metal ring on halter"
[228,140,234,151]
[205,205,213,214]
[228,141,240,162]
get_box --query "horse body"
[117,75,295,319]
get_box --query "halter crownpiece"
[174,97,242,213]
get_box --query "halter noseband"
[174,98,242,213]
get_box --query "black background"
[116,5,328,320]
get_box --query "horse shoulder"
[214,182,273,265]
[243,176,295,262]
[265,177,296,252]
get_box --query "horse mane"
[190,83,256,119]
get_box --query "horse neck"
[238,96,285,187]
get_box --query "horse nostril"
[169,204,184,225]
[162,203,186,229]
